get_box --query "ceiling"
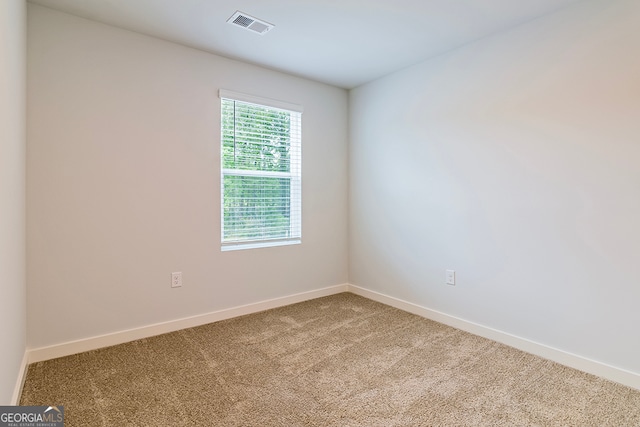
[28,0,584,89]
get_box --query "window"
[220,90,302,250]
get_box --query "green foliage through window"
[221,96,301,247]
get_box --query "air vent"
[227,11,274,35]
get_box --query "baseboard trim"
[26,282,639,391]
[346,284,640,391]
[11,351,29,405]
[27,284,349,363]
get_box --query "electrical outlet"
[446,270,455,286]
[171,272,182,288]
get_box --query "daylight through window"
[220,90,302,250]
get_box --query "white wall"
[0,0,26,404]
[27,5,348,349]
[350,0,640,375]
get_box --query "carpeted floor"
[21,293,640,426]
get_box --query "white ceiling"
[28,0,584,89]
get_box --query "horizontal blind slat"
[221,96,302,246]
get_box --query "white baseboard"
[11,351,29,405]
[25,282,640,392]
[347,284,640,391]
[27,284,349,363]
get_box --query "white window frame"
[219,89,302,251]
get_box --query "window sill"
[221,239,301,252]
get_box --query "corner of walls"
[347,0,640,393]
[27,284,349,363]
[346,284,640,391]
[11,353,29,405]
[0,0,27,405]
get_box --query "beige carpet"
[21,293,640,426]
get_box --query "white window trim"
[219,90,302,251]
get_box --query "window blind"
[220,91,302,249]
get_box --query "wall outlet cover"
[171,272,183,288]
[446,270,455,286]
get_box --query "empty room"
[1,0,640,425]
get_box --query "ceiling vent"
[227,11,274,35]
